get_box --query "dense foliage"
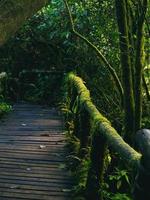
[0,72,12,116]
[0,0,123,121]
[0,0,149,199]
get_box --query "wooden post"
[134,129,150,200]
[86,130,107,200]
[4,74,8,99]
[66,84,79,138]
[70,87,77,112]
[70,87,81,138]
[79,106,90,157]
[73,104,81,139]
[0,72,7,98]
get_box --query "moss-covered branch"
[0,0,48,46]
[63,0,124,102]
[66,72,141,166]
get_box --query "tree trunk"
[115,0,135,145]
[134,25,144,131]
[134,0,148,131]
[0,0,48,46]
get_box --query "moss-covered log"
[0,0,48,46]
[66,73,141,167]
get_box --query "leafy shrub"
[0,102,12,117]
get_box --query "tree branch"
[63,0,124,102]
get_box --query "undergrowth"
[0,97,12,118]
[65,131,90,200]
[65,130,132,200]
[62,105,132,199]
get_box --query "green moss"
[65,72,141,167]
[0,102,12,118]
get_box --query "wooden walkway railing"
[63,72,150,200]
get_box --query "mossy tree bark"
[115,0,148,145]
[134,0,147,131]
[0,0,48,46]
[115,0,135,145]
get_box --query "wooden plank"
[0,171,71,181]
[0,155,65,164]
[0,126,63,131]
[0,175,72,184]
[0,179,72,189]
[0,136,66,142]
[0,183,71,194]
[0,130,64,135]
[0,177,72,188]
[0,140,66,145]
[0,144,66,151]
[0,166,69,176]
[0,120,63,126]
[0,148,65,154]
[0,182,71,192]
[0,192,71,200]
[0,158,66,168]
[0,153,65,161]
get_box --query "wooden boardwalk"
[0,103,72,200]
